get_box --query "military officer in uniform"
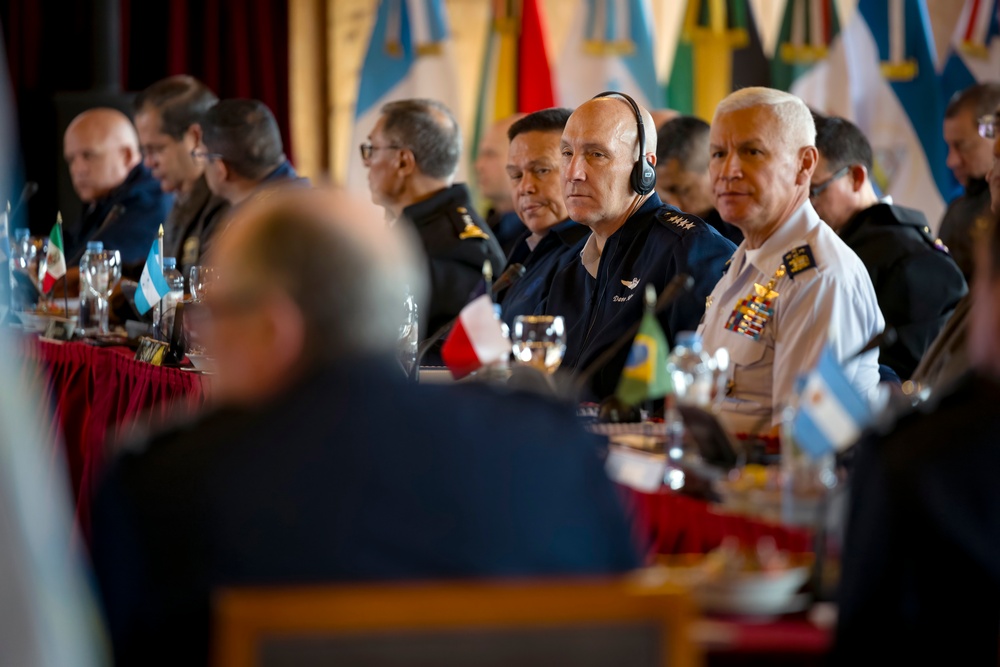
[363,98,505,350]
[498,108,588,327]
[811,114,967,380]
[698,88,883,436]
[543,93,736,400]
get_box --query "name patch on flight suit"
[782,245,817,279]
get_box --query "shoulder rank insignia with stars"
[455,206,489,240]
[782,245,817,279]
[662,212,696,232]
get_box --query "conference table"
[20,336,831,662]
[21,336,208,533]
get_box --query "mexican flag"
[41,220,66,294]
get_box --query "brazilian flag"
[615,311,672,406]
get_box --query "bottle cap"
[674,330,702,348]
[163,257,177,269]
[85,241,104,251]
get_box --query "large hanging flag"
[789,0,950,227]
[940,0,1000,101]
[40,215,65,294]
[346,0,461,193]
[772,0,842,92]
[555,0,660,109]
[472,0,555,164]
[666,0,771,121]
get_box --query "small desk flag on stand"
[615,284,672,406]
[41,213,66,294]
[134,238,170,315]
[791,347,873,458]
[441,294,511,380]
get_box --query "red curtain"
[122,0,292,159]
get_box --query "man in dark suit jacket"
[833,208,1000,666]
[811,114,967,379]
[90,187,640,667]
[362,98,506,353]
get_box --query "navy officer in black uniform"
[498,108,588,327]
[363,98,505,350]
[811,113,967,380]
[544,93,736,400]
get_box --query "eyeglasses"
[190,148,224,163]
[978,114,998,140]
[359,142,401,161]
[810,165,850,198]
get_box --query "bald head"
[560,96,658,237]
[475,114,525,208]
[203,187,426,405]
[64,108,141,202]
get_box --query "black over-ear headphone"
[593,90,656,196]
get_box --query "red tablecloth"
[618,487,814,557]
[21,337,207,533]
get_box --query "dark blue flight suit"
[543,193,736,400]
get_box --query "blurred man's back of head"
[203,187,426,405]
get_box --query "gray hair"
[714,87,816,149]
[232,188,427,362]
[380,99,462,180]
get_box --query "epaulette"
[449,205,490,241]
[782,244,817,279]
[657,210,699,235]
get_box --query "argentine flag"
[346,0,461,193]
[790,0,950,227]
[791,347,873,459]
[134,240,169,316]
[555,0,660,109]
[940,0,1000,101]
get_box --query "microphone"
[491,262,526,297]
[849,326,896,360]
[10,181,38,219]
[572,273,695,394]
[69,204,126,265]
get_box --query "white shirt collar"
[745,200,821,275]
[580,232,601,278]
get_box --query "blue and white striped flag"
[791,347,873,458]
[940,0,1000,101]
[791,0,951,227]
[346,0,461,193]
[555,0,660,109]
[134,240,169,316]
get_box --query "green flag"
[615,310,672,406]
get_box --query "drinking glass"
[398,289,419,380]
[511,315,566,374]
[189,265,219,302]
[93,249,121,334]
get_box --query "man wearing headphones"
[698,88,883,436]
[543,93,737,400]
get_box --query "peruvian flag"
[441,295,511,380]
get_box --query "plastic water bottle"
[78,241,104,335]
[159,257,185,338]
[667,331,714,407]
[8,229,37,313]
